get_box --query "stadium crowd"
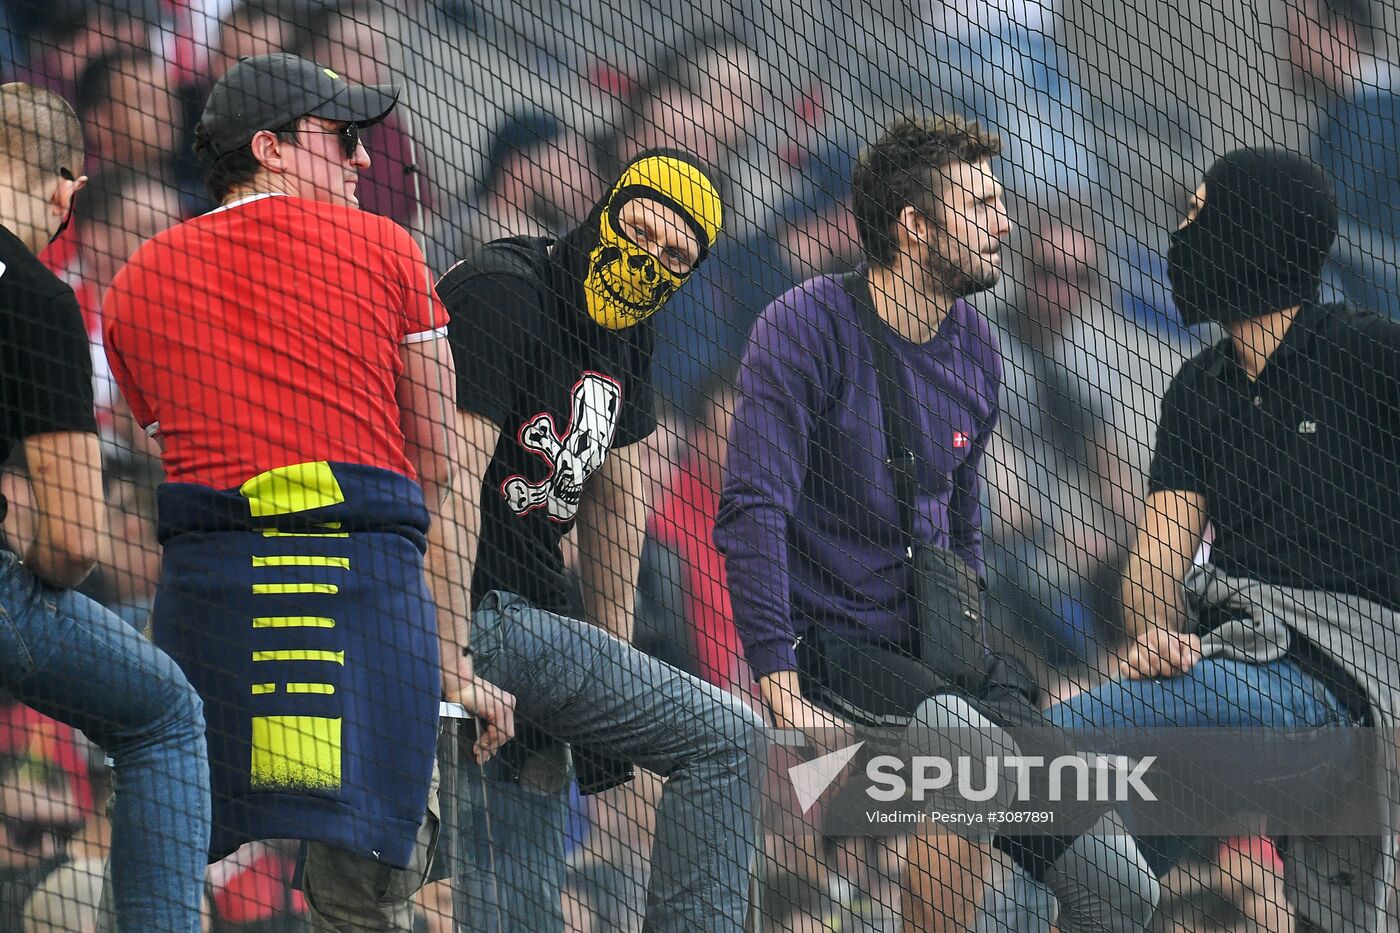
[0,0,1394,930]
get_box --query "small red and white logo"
[952,431,971,449]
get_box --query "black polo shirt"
[1148,302,1400,610]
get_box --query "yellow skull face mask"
[577,152,723,331]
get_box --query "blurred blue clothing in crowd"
[651,235,783,418]
[927,14,1099,202]
[1315,64,1400,319]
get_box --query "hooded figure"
[554,147,723,330]
[1167,148,1339,328]
[431,146,767,933]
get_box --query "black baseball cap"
[199,53,400,160]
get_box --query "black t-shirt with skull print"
[438,236,658,614]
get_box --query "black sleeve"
[1353,310,1400,420]
[1146,361,1205,495]
[438,268,544,427]
[614,322,658,447]
[5,288,97,442]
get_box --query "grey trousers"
[452,590,768,932]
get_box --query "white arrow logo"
[789,741,865,813]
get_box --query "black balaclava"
[552,148,722,331]
[1167,148,1338,327]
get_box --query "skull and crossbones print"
[501,372,623,522]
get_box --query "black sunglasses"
[283,122,361,159]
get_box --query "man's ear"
[897,204,930,248]
[248,128,289,173]
[49,172,87,217]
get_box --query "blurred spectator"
[607,31,765,176]
[1083,238,1205,483]
[987,203,1202,665]
[561,770,666,933]
[923,0,1099,202]
[987,205,1120,661]
[173,0,311,215]
[43,169,181,464]
[644,375,748,690]
[206,0,308,81]
[299,1,425,228]
[0,704,92,933]
[20,857,108,933]
[70,170,180,435]
[73,50,178,178]
[10,0,161,96]
[82,470,161,632]
[1286,0,1400,318]
[769,143,861,290]
[73,170,181,317]
[427,109,602,275]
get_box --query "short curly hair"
[851,115,1002,266]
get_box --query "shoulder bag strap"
[841,271,919,560]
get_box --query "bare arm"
[22,431,106,589]
[398,337,456,513]
[1119,488,1209,678]
[1122,489,1209,638]
[431,408,516,760]
[399,338,461,663]
[401,340,515,758]
[433,408,499,649]
[574,442,649,643]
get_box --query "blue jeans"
[455,762,571,930]
[452,591,767,932]
[0,551,210,931]
[1048,656,1351,875]
[982,657,1351,931]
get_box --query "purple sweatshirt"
[715,273,1001,677]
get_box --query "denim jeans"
[0,550,210,931]
[454,759,572,930]
[451,591,767,932]
[1048,656,1351,874]
[982,656,1353,931]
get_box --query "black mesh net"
[0,0,1396,930]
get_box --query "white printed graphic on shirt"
[502,372,622,522]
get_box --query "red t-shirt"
[104,194,448,489]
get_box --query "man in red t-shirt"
[104,54,514,930]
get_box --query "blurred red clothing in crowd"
[650,450,742,689]
[0,702,93,816]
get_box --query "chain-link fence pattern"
[0,1,1396,931]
